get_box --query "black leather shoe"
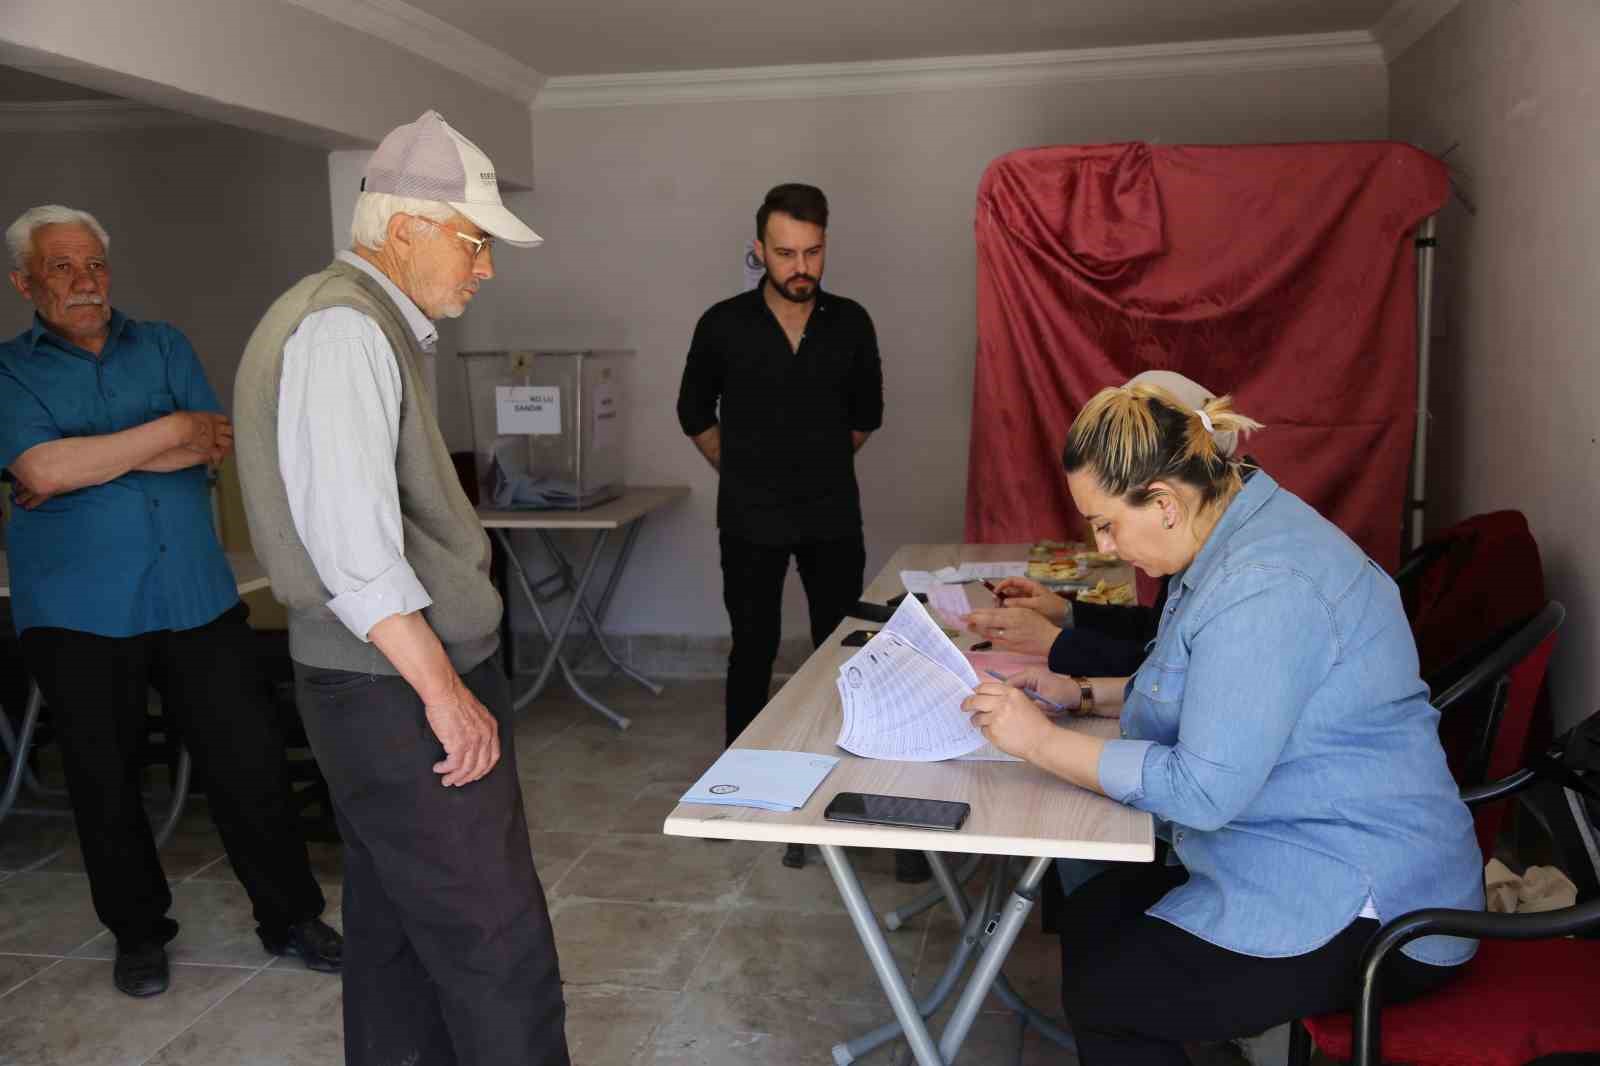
[782,843,807,869]
[114,942,170,997]
[259,918,343,973]
[895,850,932,884]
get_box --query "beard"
[771,273,818,303]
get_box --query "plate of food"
[1074,579,1136,606]
[1026,540,1114,587]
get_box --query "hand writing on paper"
[991,577,1070,624]
[997,667,1083,710]
[961,605,1061,656]
[962,682,1054,762]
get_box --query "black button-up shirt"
[677,281,883,545]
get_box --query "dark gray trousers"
[294,652,569,1066]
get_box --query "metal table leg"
[0,681,43,825]
[534,525,661,695]
[938,856,1052,1062]
[833,852,1004,1064]
[822,844,948,1066]
[497,528,632,728]
[837,853,1077,1064]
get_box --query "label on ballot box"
[496,385,561,435]
[681,749,840,812]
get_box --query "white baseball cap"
[363,110,542,247]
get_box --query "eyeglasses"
[414,218,494,261]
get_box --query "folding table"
[478,484,688,730]
[663,543,1155,1065]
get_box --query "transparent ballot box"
[460,349,630,510]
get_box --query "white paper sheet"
[834,596,1021,762]
[681,749,840,811]
[929,562,1027,584]
[898,570,936,595]
[927,583,974,628]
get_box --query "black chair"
[1290,756,1600,1066]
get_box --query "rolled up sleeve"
[278,307,432,640]
[1120,571,1336,831]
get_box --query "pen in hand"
[984,669,1071,718]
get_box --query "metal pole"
[1410,215,1438,551]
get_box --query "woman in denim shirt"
[963,382,1482,1065]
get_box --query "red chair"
[1288,760,1600,1066]
[1289,604,1600,1066]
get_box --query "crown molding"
[281,0,545,103]
[534,31,1382,111]
[1372,0,1463,62]
[0,99,208,132]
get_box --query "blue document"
[681,749,841,812]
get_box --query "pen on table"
[984,669,1071,717]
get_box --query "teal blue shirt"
[1096,472,1483,965]
[0,311,237,636]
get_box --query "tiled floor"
[0,676,1250,1065]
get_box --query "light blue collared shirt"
[276,251,438,641]
[1096,471,1483,965]
[0,311,238,636]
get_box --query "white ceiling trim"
[281,0,545,103]
[0,99,208,132]
[533,31,1382,111]
[1372,0,1463,62]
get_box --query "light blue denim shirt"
[1096,471,1482,965]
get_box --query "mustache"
[784,275,817,287]
[65,295,105,307]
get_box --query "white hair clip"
[1195,408,1216,434]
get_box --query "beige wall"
[2,120,333,625]
[1390,1,1600,731]
[455,63,1388,639]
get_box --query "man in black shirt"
[677,182,883,752]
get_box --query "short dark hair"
[757,183,828,240]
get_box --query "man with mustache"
[677,185,906,876]
[0,204,339,997]
[233,112,568,1066]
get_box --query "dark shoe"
[782,843,807,869]
[114,942,170,997]
[895,850,932,884]
[259,918,343,973]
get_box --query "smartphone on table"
[823,791,970,831]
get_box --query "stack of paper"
[900,562,1025,595]
[835,596,1020,762]
[681,749,841,812]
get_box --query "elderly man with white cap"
[233,112,567,1066]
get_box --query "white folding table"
[664,543,1154,1065]
[478,485,688,730]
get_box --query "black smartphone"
[823,792,970,832]
[887,591,929,607]
[851,600,895,624]
[841,629,879,647]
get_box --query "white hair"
[6,204,111,270]
[349,191,457,251]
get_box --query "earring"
[1163,515,1175,530]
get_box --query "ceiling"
[402,0,1397,77]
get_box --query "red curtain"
[964,142,1448,572]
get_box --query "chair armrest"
[1461,767,1538,806]
[1352,898,1600,1066]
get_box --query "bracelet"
[1072,676,1095,717]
